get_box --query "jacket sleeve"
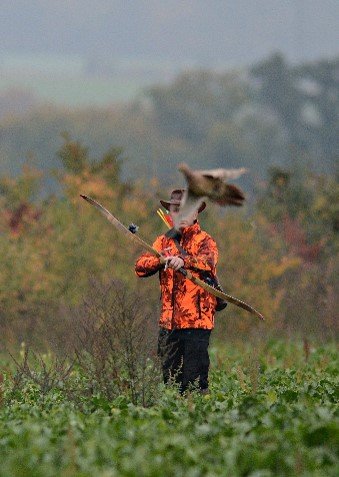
[182,235,218,273]
[135,236,164,277]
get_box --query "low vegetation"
[0,340,337,476]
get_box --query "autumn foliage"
[0,136,337,348]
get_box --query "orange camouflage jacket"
[135,221,218,330]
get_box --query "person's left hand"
[164,256,184,271]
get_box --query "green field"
[0,340,338,476]
[0,74,145,106]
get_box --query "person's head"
[160,189,206,229]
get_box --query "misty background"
[0,1,338,190]
[1,1,338,106]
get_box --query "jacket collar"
[181,221,201,237]
[165,221,201,241]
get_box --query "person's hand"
[159,255,167,265]
[164,255,184,271]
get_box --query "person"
[135,189,219,394]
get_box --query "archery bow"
[80,194,264,321]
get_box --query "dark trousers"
[158,328,211,393]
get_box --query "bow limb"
[183,270,264,320]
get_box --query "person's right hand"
[163,255,184,271]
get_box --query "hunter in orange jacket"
[135,188,221,393]
[135,217,218,330]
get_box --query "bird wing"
[197,167,248,180]
[214,183,245,206]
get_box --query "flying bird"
[175,162,247,229]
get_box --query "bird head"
[177,162,191,177]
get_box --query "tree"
[147,70,251,144]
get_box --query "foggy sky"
[1,0,338,66]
